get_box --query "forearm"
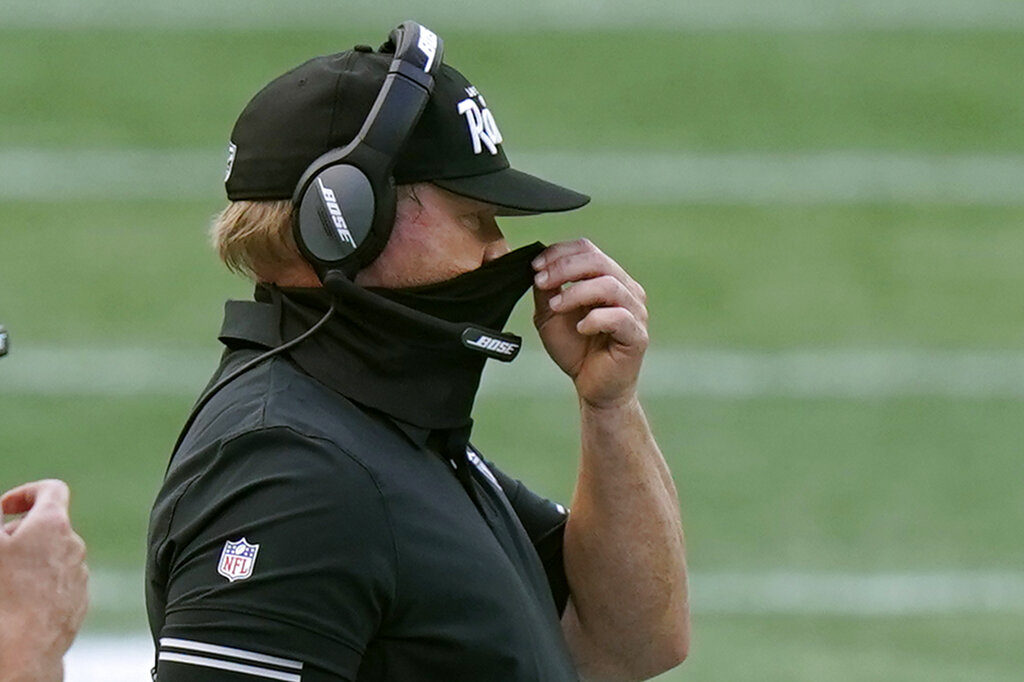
[562,394,689,680]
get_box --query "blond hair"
[210,200,305,282]
[210,185,425,283]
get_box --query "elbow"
[635,605,691,679]
[661,626,691,669]
[659,586,692,669]
[567,598,691,681]
[670,608,692,664]
[637,626,690,679]
[598,621,691,681]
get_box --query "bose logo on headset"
[316,178,357,247]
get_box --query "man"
[0,479,89,682]
[147,25,689,681]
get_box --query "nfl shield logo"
[218,537,260,582]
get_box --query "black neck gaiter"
[266,242,545,430]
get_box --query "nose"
[482,238,510,263]
[480,215,509,263]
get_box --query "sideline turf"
[2,21,1021,681]
[1,30,1022,151]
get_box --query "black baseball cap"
[224,44,589,215]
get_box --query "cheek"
[356,220,473,287]
[395,216,486,275]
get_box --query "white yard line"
[692,571,1024,615]
[7,0,1024,31]
[0,347,222,398]
[6,149,1024,205]
[86,567,1024,618]
[4,346,1024,399]
[69,565,1024,680]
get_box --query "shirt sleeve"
[149,427,396,682]
[483,459,571,615]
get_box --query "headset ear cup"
[294,164,378,277]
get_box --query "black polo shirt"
[146,297,579,681]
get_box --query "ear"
[394,182,430,224]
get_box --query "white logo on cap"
[224,142,237,182]
[417,28,438,71]
[457,86,503,156]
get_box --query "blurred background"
[2,0,1023,680]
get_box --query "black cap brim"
[432,167,590,216]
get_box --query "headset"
[170,22,446,456]
[292,20,445,282]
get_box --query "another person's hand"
[0,480,89,682]
[532,239,649,408]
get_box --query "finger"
[1,479,70,516]
[531,238,596,268]
[549,275,648,323]
[576,307,649,350]
[2,481,73,539]
[534,240,645,301]
[533,239,626,289]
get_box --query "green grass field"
[2,8,1023,681]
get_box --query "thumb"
[1,479,70,517]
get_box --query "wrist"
[0,655,63,682]
[0,625,64,682]
[579,390,641,415]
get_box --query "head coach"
[146,21,689,682]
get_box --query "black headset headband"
[292,21,445,280]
